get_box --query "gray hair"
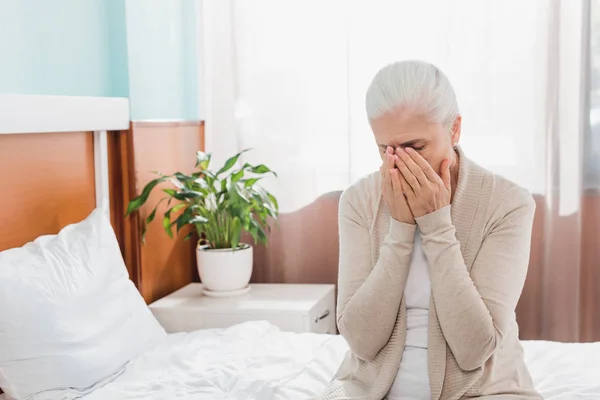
[365,60,459,126]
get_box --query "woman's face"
[370,108,461,176]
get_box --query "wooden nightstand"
[149,283,337,334]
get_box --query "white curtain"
[201,0,591,214]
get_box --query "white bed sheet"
[4,321,600,400]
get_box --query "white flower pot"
[196,243,253,293]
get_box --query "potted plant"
[126,149,279,296]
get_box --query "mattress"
[4,321,600,399]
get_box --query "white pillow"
[0,208,166,399]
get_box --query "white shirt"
[387,228,432,400]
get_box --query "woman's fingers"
[382,147,395,198]
[398,168,414,198]
[386,146,395,171]
[394,154,420,192]
[397,148,429,185]
[391,169,412,204]
[405,147,442,184]
[390,168,415,224]
[390,168,402,194]
[390,156,414,197]
[382,147,393,181]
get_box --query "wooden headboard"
[0,94,205,305]
[251,191,342,286]
[0,94,129,254]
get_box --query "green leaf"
[146,208,158,225]
[247,218,268,245]
[203,171,216,188]
[183,231,195,241]
[262,203,277,218]
[145,197,168,226]
[230,216,241,249]
[163,213,173,238]
[267,192,279,212]
[195,151,212,170]
[250,164,277,177]
[174,172,192,182]
[173,190,203,200]
[189,215,209,224]
[191,178,209,190]
[231,169,244,183]
[163,188,177,197]
[174,209,192,232]
[216,149,250,176]
[126,176,167,215]
[170,203,187,213]
[230,182,250,203]
[243,177,261,187]
[172,205,205,233]
[142,196,171,243]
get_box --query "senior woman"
[318,60,541,400]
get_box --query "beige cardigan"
[318,150,542,400]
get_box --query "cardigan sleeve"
[415,188,535,371]
[336,188,416,361]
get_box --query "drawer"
[202,312,305,333]
[306,288,336,334]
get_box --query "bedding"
[2,321,598,400]
[0,208,166,399]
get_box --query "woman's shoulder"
[339,171,381,217]
[475,161,536,218]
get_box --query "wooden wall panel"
[0,132,96,251]
[106,129,137,279]
[127,121,205,304]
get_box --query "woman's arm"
[416,189,535,371]
[336,189,415,361]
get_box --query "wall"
[0,0,123,97]
[126,0,200,120]
[107,0,131,98]
[0,0,200,120]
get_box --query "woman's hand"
[381,146,415,225]
[394,147,451,218]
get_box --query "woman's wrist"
[415,205,452,235]
[388,217,417,242]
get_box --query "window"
[587,0,600,189]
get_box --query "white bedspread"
[522,339,600,399]
[5,321,600,399]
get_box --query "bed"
[1,95,599,400]
[0,321,598,400]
